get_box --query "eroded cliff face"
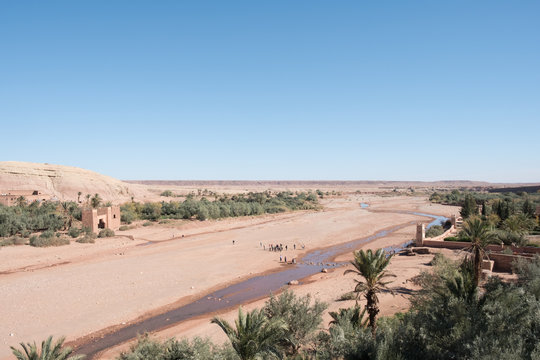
[0,162,152,203]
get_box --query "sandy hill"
[0,162,152,203]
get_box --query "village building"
[82,206,121,233]
[0,190,49,206]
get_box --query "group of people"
[267,243,286,252]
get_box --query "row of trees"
[456,193,539,247]
[120,192,319,223]
[0,201,80,238]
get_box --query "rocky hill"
[0,162,152,203]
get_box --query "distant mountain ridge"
[124,179,537,188]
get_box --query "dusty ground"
[0,195,459,359]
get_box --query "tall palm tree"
[211,307,287,360]
[344,248,395,336]
[77,192,82,203]
[460,217,499,286]
[11,335,84,360]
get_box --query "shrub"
[160,190,174,197]
[0,236,26,247]
[40,229,55,239]
[21,230,31,238]
[68,227,81,238]
[263,290,327,355]
[117,334,233,360]
[142,221,153,227]
[77,233,96,244]
[119,225,131,231]
[337,291,357,301]
[98,228,115,238]
[444,236,469,242]
[425,225,444,238]
[30,235,70,247]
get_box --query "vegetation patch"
[76,233,97,243]
[120,191,320,223]
[68,227,81,238]
[425,225,444,238]
[98,228,115,238]
[29,234,70,247]
[337,291,357,301]
[0,236,27,247]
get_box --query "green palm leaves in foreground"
[212,307,287,360]
[329,305,368,329]
[460,217,499,286]
[344,248,395,336]
[11,335,84,360]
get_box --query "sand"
[0,195,459,359]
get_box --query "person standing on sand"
[232,240,235,245]
[294,244,296,250]
[284,256,287,263]
[280,255,282,262]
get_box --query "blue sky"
[1,1,539,182]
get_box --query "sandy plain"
[0,194,459,359]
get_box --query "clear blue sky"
[1,1,539,182]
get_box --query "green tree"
[522,197,536,218]
[460,217,499,286]
[211,307,287,360]
[502,213,536,236]
[11,335,84,360]
[77,191,82,203]
[16,196,27,208]
[90,193,102,209]
[344,248,395,336]
[460,194,477,219]
[263,290,327,355]
[329,305,368,329]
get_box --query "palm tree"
[90,193,101,209]
[460,217,499,286]
[435,260,478,304]
[344,248,395,336]
[11,335,84,360]
[16,196,27,208]
[77,192,82,203]
[329,305,368,329]
[211,307,287,360]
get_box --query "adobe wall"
[489,253,533,272]
[81,206,121,233]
